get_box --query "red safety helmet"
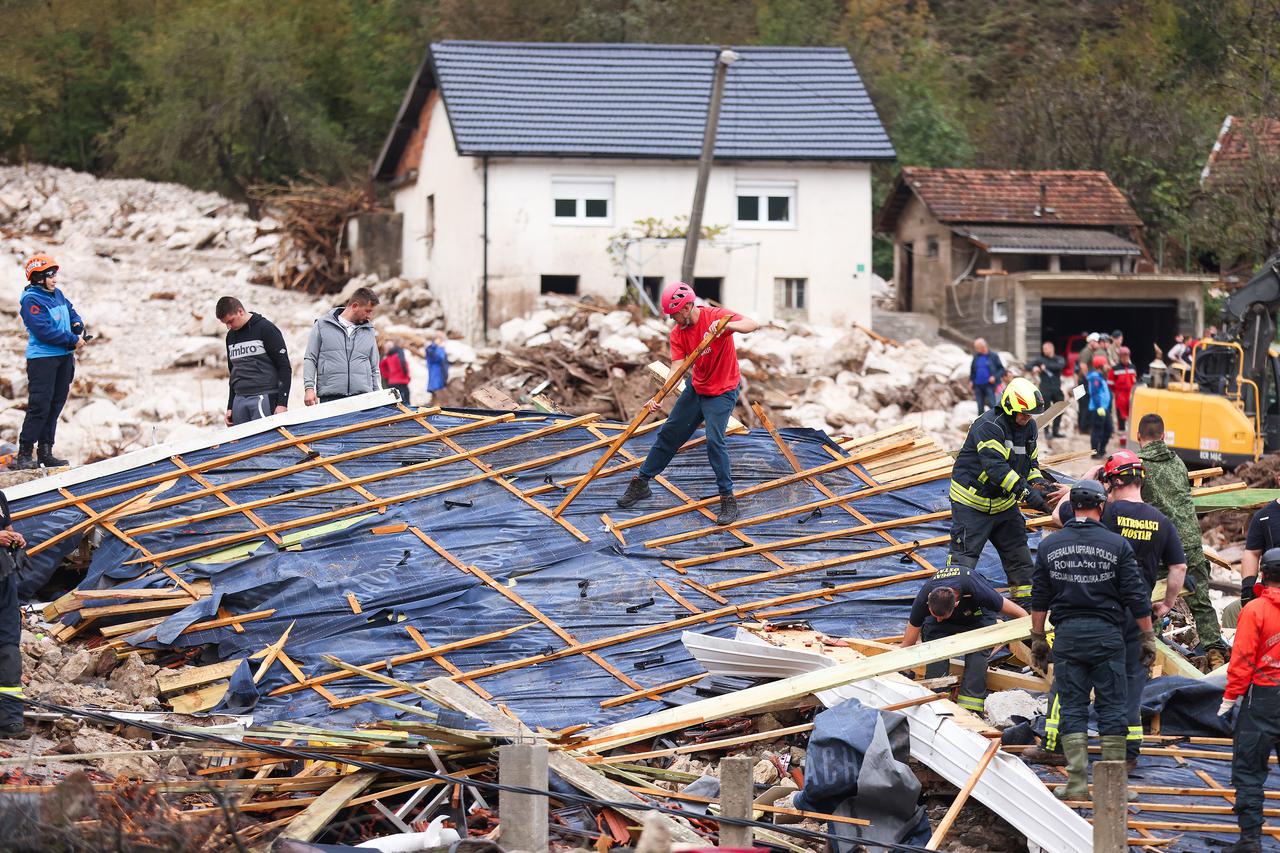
[1118,346,1131,358]
[660,281,696,315]
[1092,354,1107,368]
[24,253,58,282]
[1103,449,1144,480]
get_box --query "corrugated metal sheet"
[428,41,894,160]
[955,225,1142,255]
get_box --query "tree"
[112,0,356,208]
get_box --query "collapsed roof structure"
[6,390,1277,849]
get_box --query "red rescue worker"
[1108,347,1138,446]
[1218,548,1280,853]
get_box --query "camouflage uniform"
[1138,440,1224,648]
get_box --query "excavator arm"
[1224,253,1280,386]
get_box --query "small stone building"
[876,168,1211,371]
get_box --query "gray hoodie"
[303,308,379,398]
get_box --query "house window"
[693,277,722,303]
[425,194,436,257]
[926,237,938,258]
[551,177,613,225]
[735,181,796,228]
[625,276,664,308]
[541,275,579,295]
[775,278,807,318]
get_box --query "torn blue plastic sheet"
[9,402,1023,731]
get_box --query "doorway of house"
[1040,299,1178,375]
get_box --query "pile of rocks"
[476,296,986,447]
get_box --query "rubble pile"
[436,296,984,446]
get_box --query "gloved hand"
[1140,630,1159,668]
[1030,630,1051,673]
[1096,407,1107,417]
[70,320,84,336]
[1242,575,1258,605]
[1218,696,1239,719]
[1023,487,1049,513]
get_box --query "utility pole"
[681,48,739,284]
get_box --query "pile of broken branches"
[250,177,379,295]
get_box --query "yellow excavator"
[1128,254,1280,469]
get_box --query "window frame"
[551,176,615,226]
[735,180,797,229]
[775,277,808,318]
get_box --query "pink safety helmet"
[660,281,696,315]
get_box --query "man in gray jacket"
[303,287,380,405]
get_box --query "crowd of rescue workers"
[1,266,1277,852]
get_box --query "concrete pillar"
[718,756,753,848]
[499,743,549,853]
[1092,761,1127,853]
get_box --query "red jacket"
[1225,585,1280,699]
[379,348,411,386]
[1107,365,1138,398]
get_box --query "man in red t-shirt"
[616,281,758,524]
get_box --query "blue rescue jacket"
[20,284,82,359]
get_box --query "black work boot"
[715,493,740,526]
[1225,839,1262,853]
[11,441,37,470]
[0,720,31,740]
[37,445,68,467]
[1022,744,1067,766]
[616,476,652,508]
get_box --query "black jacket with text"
[1031,517,1151,628]
[225,313,291,409]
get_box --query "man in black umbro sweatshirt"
[216,296,292,425]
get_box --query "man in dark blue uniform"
[1030,478,1156,800]
[901,565,1027,715]
[0,489,28,739]
[1038,451,1186,770]
[947,376,1055,604]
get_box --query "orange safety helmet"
[24,253,58,282]
[1092,354,1107,368]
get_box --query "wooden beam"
[123,413,600,539]
[927,738,1001,849]
[12,407,448,521]
[579,617,1035,751]
[613,436,919,532]
[156,660,243,696]
[279,772,378,842]
[641,467,951,548]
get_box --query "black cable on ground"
[19,697,942,853]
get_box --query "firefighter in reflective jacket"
[1030,478,1157,801]
[948,376,1054,602]
[1218,547,1280,853]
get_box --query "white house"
[372,41,894,342]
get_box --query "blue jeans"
[639,384,739,494]
[974,383,997,415]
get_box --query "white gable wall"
[394,102,874,342]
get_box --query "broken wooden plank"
[156,660,243,696]
[580,617,1035,751]
[424,677,704,844]
[279,771,378,842]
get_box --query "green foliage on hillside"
[1,0,1278,267]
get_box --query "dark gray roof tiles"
[374,41,893,178]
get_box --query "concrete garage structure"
[372,41,894,342]
[876,168,1212,371]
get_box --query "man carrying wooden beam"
[616,282,758,525]
[900,564,1026,714]
[1030,478,1156,801]
[946,376,1055,604]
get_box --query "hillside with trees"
[2,0,1278,272]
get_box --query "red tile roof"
[876,167,1143,232]
[1201,115,1280,187]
